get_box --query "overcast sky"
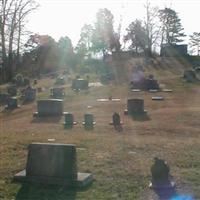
[27,0,200,46]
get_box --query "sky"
[27,0,200,47]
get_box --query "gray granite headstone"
[125,98,147,115]
[14,143,93,187]
[72,79,89,90]
[33,99,64,117]
[51,87,65,98]
[5,97,19,109]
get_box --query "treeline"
[1,1,200,83]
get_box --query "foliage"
[76,24,94,57]
[158,8,186,44]
[91,8,120,55]
[124,19,147,53]
[189,32,200,56]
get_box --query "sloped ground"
[0,58,200,200]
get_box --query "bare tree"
[144,0,161,56]
[0,0,38,82]
[189,32,200,56]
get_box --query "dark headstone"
[125,98,146,115]
[150,157,176,199]
[6,97,19,109]
[112,112,121,126]
[55,77,65,85]
[23,87,36,102]
[33,99,64,117]
[51,87,65,98]
[34,79,37,85]
[83,113,95,129]
[14,143,93,187]
[64,113,77,129]
[7,85,17,96]
[72,79,89,90]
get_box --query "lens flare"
[171,195,194,200]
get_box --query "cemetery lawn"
[1,66,200,199]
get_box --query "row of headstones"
[14,143,181,199]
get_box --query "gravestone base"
[162,89,173,92]
[124,109,148,116]
[33,111,67,118]
[14,170,93,188]
[64,121,77,129]
[149,181,175,189]
[5,104,20,109]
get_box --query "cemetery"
[1,61,200,200]
[0,2,200,199]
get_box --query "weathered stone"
[64,113,77,129]
[5,97,19,109]
[152,96,164,101]
[33,99,64,117]
[14,143,93,187]
[72,79,88,90]
[23,87,36,102]
[50,87,65,98]
[83,113,95,129]
[125,98,147,115]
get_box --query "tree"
[0,0,38,82]
[159,7,186,45]
[58,36,74,67]
[24,34,59,75]
[76,24,94,57]
[144,1,160,55]
[124,19,147,53]
[189,32,200,56]
[91,8,120,56]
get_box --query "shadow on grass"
[15,184,77,200]
[131,114,151,121]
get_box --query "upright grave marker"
[14,143,93,187]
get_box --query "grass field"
[1,59,200,200]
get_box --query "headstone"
[64,112,77,129]
[7,85,17,96]
[111,112,121,126]
[83,113,95,129]
[145,78,159,90]
[14,143,93,187]
[5,97,19,109]
[72,79,89,90]
[33,99,64,117]
[34,79,37,85]
[55,77,65,85]
[23,87,36,102]
[150,157,174,188]
[37,87,42,93]
[125,98,147,116]
[50,87,65,98]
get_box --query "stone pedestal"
[14,143,93,187]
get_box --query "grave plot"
[33,99,65,117]
[14,143,93,187]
